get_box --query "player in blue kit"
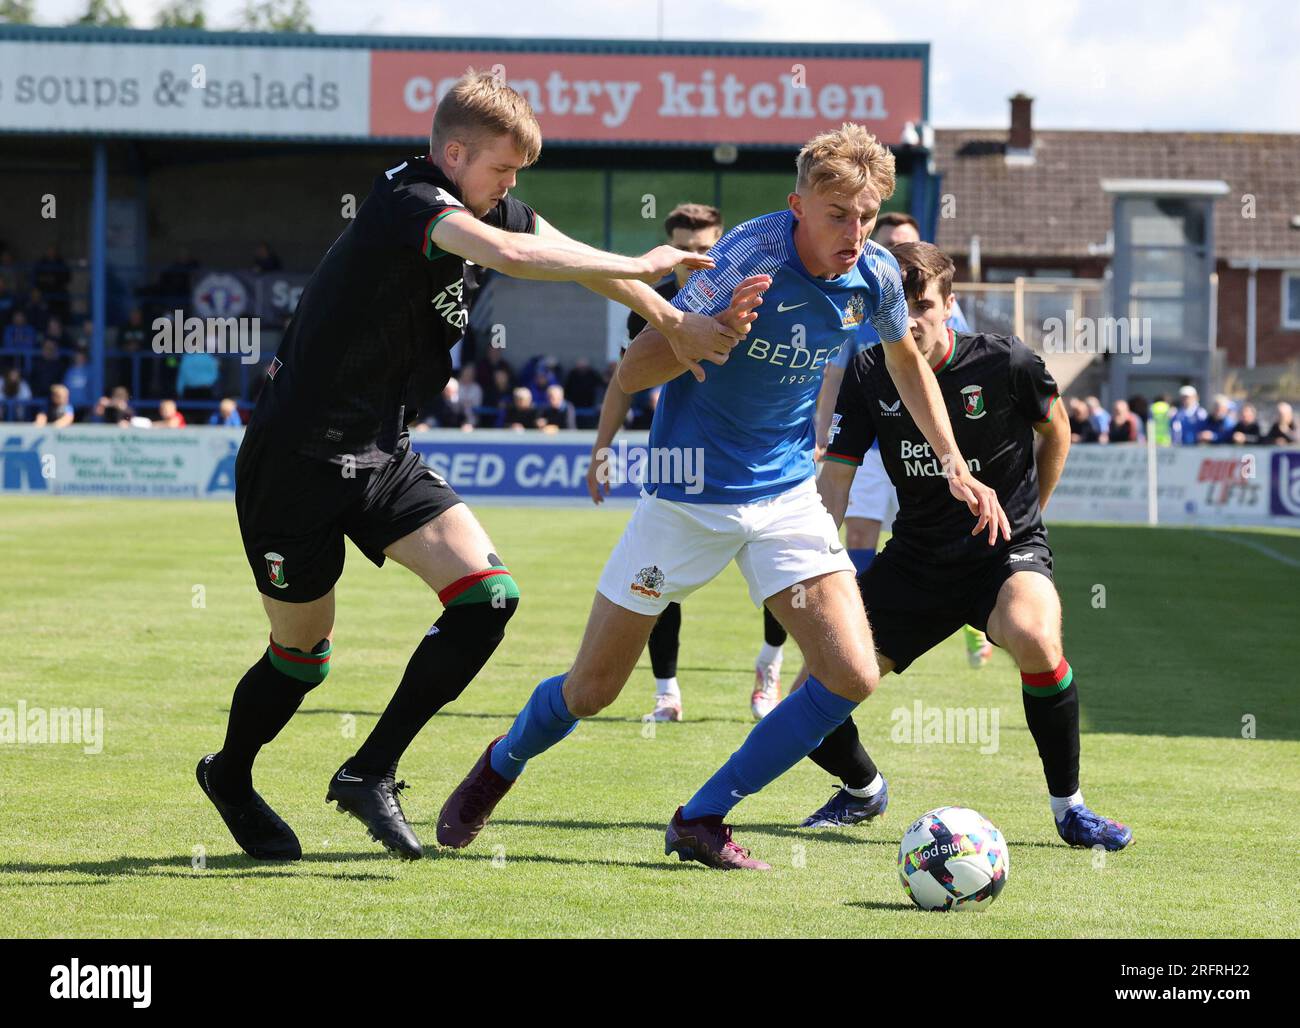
[436,124,1009,864]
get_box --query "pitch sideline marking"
[1201,530,1300,570]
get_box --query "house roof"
[932,128,1300,262]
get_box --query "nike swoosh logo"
[830,544,845,554]
[777,301,808,312]
[508,751,523,761]
[336,769,363,782]
[730,790,747,799]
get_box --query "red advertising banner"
[370,51,924,145]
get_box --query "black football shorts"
[235,430,462,602]
[857,534,1055,673]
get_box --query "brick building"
[934,95,1300,372]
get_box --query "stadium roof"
[933,127,1300,262]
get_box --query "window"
[1284,271,1300,330]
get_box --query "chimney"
[1009,93,1034,151]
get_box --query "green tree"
[73,0,131,26]
[0,0,36,25]
[237,0,314,32]
[156,0,207,29]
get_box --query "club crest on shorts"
[962,384,986,420]
[631,565,665,599]
[264,551,288,589]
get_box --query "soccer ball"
[897,806,1009,911]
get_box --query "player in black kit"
[197,71,756,861]
[796,242,1132,851]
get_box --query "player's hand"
[714,274,771,337]
[948,466,1011,545]
[665,313,741,382]
[637,245,714,284]
[587,446,612,504]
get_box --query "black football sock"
[1020,658,1081,799]
[347,569,519,777]
[806,715,878,790]
[211,640,331,802]
[763,605,788,647]
[648,602,681,681]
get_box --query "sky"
[32,0,1300,133]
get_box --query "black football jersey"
[250,155,537,466]
[827,331,1059,563]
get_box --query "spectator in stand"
[500,386,537,430]
[564,357,603,426]
[73,317,96,351]
[476,347,514,403]
[525,356,560,405]
[1085,395,1110,439]
[115,307,150,388]
[63,350,92,412]
[627,386,660,430]
[424,378,474,430]
[1128,394,1150,423]
[0,247,18,295]
[1265,402,1298,445]
[1067,397,1099,443]
[1171,385,1207,444]
[23,287,49,333]
[95,386,137,427]
[43,314,66,347]
[208,397,243,427]
[33,383,75,427]
[1148,394,1174,445]
[458,365,483,425]
[3,309,37,351]
[176,343,221,401]
[1103,398,1144,443]
[28,338,67,398]
[32,245,72,320]
[1197,394,1237,444]
[484,366,512,409]
[0,277,15,327]
[1230,404,1264,445]
[2,367,33,421]
[538,383,576,432]
[155,398,187,429]
[158,249,199,311]
[251,242,283,274]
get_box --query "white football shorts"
[596,477,855,615]
[844,444,897,525]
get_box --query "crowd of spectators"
[4,236,1296,445]
[1066,386,1297,446]
[413,349,652,433]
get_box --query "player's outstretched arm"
[618,275,770,389]
[430,212,711,284]
[816,459,856,527]
[586,376,634,504]
[881,332,1010,545]
[1033,395,1072,512]
[533,215,769,380]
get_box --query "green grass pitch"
[1,496,1297,937]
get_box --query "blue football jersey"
[650,209,908,503]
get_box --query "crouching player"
[798,241,1132,851]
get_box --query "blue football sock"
[681,676,859,820]
[489,674,579,780]
[848,548,876,575]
